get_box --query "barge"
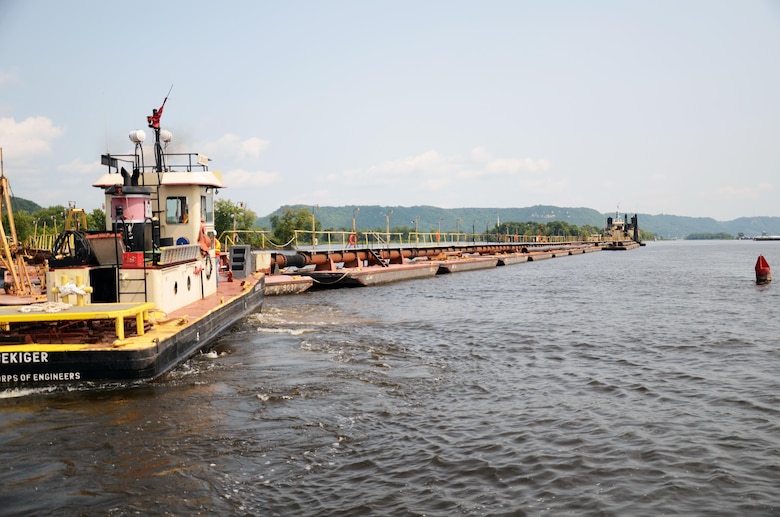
[434,256,499,274]
[0,103,264,391]
[290,262,439,289]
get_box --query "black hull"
[0,284,264,389]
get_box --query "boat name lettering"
[1,372,81,384]
[1,351,49,364]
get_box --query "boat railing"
[101,152,210,174]
[218,230,274,250]
[24,233,56,253]
[289,230,586,251]
[215,228,590,254]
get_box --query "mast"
[147,85,173,172]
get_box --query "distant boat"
[755,255,771,284]
[754,232,780,241]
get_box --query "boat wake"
[256,327,313,336]
[250,306,377,330]
[0,386,58,399]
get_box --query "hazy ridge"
[258,204,780,239]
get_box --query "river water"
[1,240,779,516]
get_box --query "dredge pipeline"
[273,242,601,271]
[263,239,641,293]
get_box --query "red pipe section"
[274,242,596,268]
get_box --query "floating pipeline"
[273,242,607,272]
[264,241,641,293]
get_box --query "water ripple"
[4,242,780,515]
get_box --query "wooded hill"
[257,205,606,235]
[257,205,780,239]
[10,193,780,240]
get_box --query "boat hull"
[265,274,313,296]
[602,241,641,251]
[0,274,264,389]
[294,263,439,289]
[435,257,499,274]
[496,254,529,266]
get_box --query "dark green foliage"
[269,207,321,246]
[257,205,780,240]
[10,197,42,214]
[214,199,260,246]
[87,208,105,231]
[257,205,607,234]
[685,232,734,240]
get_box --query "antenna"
[103,91,109,153]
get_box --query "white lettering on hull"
[1,372,81,383]
[0,351,49,364]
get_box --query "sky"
[1,1,779,221]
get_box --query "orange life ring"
[348,233,357,246]
[198,225,211,254]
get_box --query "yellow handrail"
[214,228,592,252]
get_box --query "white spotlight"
[129,129,146,143]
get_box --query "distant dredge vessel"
[601,212,642,251]
[0,102,264,391]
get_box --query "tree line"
[4,199,259,248]
[264,207,612,245]
[6,202,653,251]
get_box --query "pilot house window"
[201,195,214,223]
[166,196,189,224]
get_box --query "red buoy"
[755,255,771,284]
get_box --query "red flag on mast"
[147,85,173,129]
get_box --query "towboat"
[601,212,643,250]
[0,103,264,391]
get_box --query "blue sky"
[1,1,779,220]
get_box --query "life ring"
[204,254,213,280]
[198,225,211,255]
[348,233,357,246]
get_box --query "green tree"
[269,207,320,247]
[685,232,734,240]
[580,224,602,238]
[215,199,257,240]
[2,210,33,243]
[31,205,68,235]
[88,208,106,231]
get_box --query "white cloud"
[0,70,21,86]
[55,158,104,189]
[222,168,281,188]
[711,183,773,200]
[488,158,551,174]
[339,150,457,187]
[420,177,454,191]
[470,146,492,162]
[57,158,102,176]
[0,116,63,160]
[365,150,453,177]
[344,147,550,187]
[200,134,270,162]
